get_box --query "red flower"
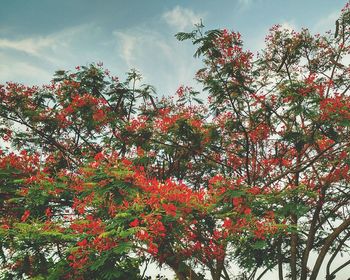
[244,208,252,215]
[94,152,104,161]
[137,229,149,240]
[45,207,52,218]
[21,210,30,222]
[148,242,158,255]
[77,239,88,247]
[233,197,243,207]
[162,203,177,217]
[93,109,106,122]
[130,219,139,227]
[223,217,232,229]
[0,224,10,230]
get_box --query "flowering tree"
[1,4,350,280]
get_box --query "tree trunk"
[166,258,202,280]
[309,217,350,280]
[290,213,298,280]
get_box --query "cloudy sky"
[0,0,346,97]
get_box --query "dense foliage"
[1,4,350,280]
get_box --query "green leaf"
[175,32,195,41]
[193,97,204,104]
[339,119,350,126]
[90,254,109,271]
[118,227,138,238]
[252,240,267,249]
[227,189,245,197]
[113,241,133,254]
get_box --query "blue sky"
[0,0,346,96]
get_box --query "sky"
[0,0,347,97]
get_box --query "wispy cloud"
[312,11,339,34]
[113,31,138,68]
[113,28,172,69]
[237,0,255,10]
[0,37,57,57]
[0,24,94,64]
[0,52,51,85]
[0,24,102,85]
[238,0,252,6]
[162,6,204,31]
[113,26,202,95]
[280,20,298,31]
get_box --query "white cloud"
[0,37,56,57]
[0,23,102,86]
[237,0,258,11]
[112,27,202,96]
[113,29,176,70]
[0,19,201,96]
[280,20,298,32]
[0,24,93,64]
[113,31,137,68]
[0,52,51,85]
[238,0,252,7]
[312,11,339,34]
[162,6,204,31]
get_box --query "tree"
[1,4,350,280]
